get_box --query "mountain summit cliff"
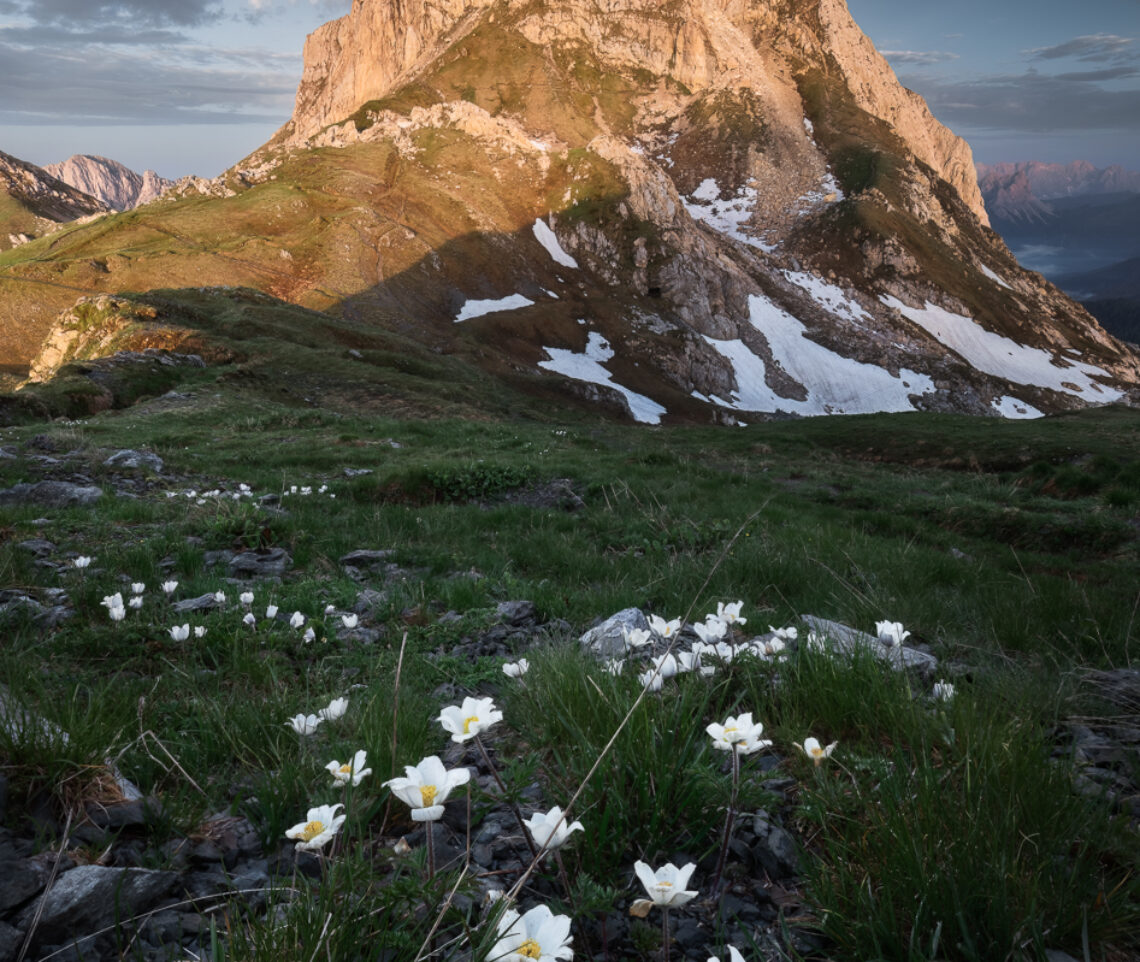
[4,0,1138,419]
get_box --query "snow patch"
[783,270,870,323]
[992,395,1044,420]
[454,294,535,323]
[881,296,1122,400]
[539,333,667,424]
[803,117,815,137]
[532,219,579,269]
[683,178,773,251]
[980,264,1012,290]
[699,295,934,415]
[796,172,844,212]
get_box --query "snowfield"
[683,178,773,251]
[454,294,535,323]
[532,219,579,269]
[881,296,1122,400]
[539,332,668,425]
[696,295,934,415]
[783,270,870,323]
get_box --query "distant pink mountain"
[977,161,1140,223]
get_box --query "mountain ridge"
[43,155,175,212]
[3,0,1137,421]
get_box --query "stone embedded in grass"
[102,449,164,473]
[579,607,651,658]
[0,481,103,507]
[799,614,938,680]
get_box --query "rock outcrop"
[0,148,109,250]
[44,155,174,212]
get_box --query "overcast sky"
[0,0,1137,179]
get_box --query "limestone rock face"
[44,155,175,211]
[0,148,109,251]
[287,0,986,223]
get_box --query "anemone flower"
[240,591,254,606]
[491,904,573,962]
[266,604,279,619]
[708,948,746,962]
[604,658,626,675]
[243,612,256,627]
[502,658,529,678]
[303,627,316,643]
[327,749,372,787]
[108,605,126,622]
[799,736,838,766]
[876,621,910,646]
[705,713,772,755]
[340,613,359,629]
[524,806,584,853]
[768,625,798,641]
[933,680,956,702]
[717,601,746,625]
[130,583,145,595]
[633,860,698,908]
[170,624,190,641]
[623,626,652,649]
[286,713,323,736]
[285,803,345,852]
[647,614,682,639]
[213,591,226,604]
[383,755,470,822]
[289,611,305,629]
[102,593,123,610]
[128,596,144,610]
[438,696,503,742]
[194,626,207,638]
[319,697,348,722]
[71,556,93,569]
[638,669,665,692]
[161,580,178,596]
[693,618,727,643]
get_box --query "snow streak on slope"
[532,219,579,269]
[682,179,772,251]
[782,270,870,323]
[454,294,535,323]
[980,265,1012,290]
[881,296,1122,400]
[697,295,934,415]
[992,395,1044,419]
[539,332,667,424]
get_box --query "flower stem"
[426,821,436,879]
[662,907,671,962]
[474,734,540,861]
[710,747,740,896]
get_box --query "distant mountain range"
[977,161,1140,344]
[44,155,173,212]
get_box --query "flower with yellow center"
[383,755,470,822]
[491,904,573,962]
[437,696,503,743]
[633,860,698,907]
[284,803,345,852]
[798,736,838,766]
[326,749,371,787]
[706,713,772,755]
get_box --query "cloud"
[902,69,1140,133]
[0,38,298,125]
[1025,34,1135,63]
[881,49,960,66]
[1055,66,1140,83]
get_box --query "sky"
[0,0,1137,179]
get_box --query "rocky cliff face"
[5,0,1138,420]
[0,149,109,249]
[44,155,174,212]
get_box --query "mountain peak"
[44,154,174,212]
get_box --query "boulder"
[102,449,164,473]
[579,607,649,658]
[0,481,103,507]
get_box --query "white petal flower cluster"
[319,697,348,721]
[706,713,773,755]
[524,805,583,853]
[798,737,838,765]
[286,713,323,736]
[502,658,529,678]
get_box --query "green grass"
[0,389,1138,960]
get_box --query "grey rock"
[172,593,224,613]
[800,614,938,679]
[579,607,649,658]
[0,922,21,962]
[0,861,43,913]
[339,549,396,568]
[103,450,164,473]
[229,547,292,580]
[16,539,54,556]
[84,797,157,830]
[0,481,103,507]
[496,600,537,628]
[343,467,373,477]
[18,865,177,946]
